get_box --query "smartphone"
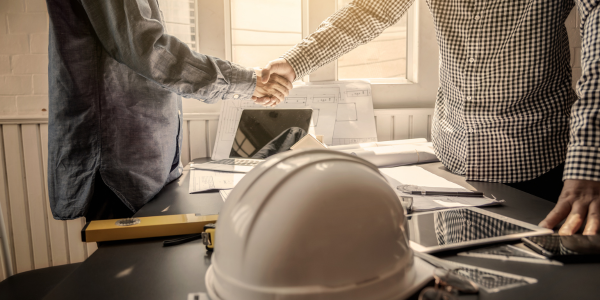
[522,234,600,263]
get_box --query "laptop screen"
[230,109,313,159]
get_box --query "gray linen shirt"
[47,0,256,220]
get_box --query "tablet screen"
[407,208,533,248]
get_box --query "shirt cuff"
[222,63,256,100]
[282,47,311,82]
[563,145,600,181]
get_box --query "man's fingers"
[539,200,572,229]
[583,200,600,235]
[270,74,294,91]
[268,89,285,104]
[261,97,275,107]
[254,97,270,105]
[265,97,280,107]
[269,81,291,99]
[558,201,589,235]
[261,65,272,84]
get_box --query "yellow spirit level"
[81,214,218,243]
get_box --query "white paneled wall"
[181,114,220,166]
[374,108,434,142]
[0,119,97,282]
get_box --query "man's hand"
[539,179,600,235]
[261,58,296,84]
[253,59,296,107]
[252,68,293,107]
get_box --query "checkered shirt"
[282,0,600,183]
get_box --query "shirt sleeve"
[282,0,415,80]
[565,1,600,181]
[79,0,255,103]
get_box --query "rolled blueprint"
[340,143,438,167]
[328,138,428,151]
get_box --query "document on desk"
[189,170,245,194]
[211,81,378,160]
[219,189,231,202]
[339,142,439,167]
[380,166,504,212]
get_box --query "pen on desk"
[410,191,484,197]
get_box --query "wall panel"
[39,124,69,267]
[21,124,50,269]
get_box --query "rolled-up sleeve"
[565,1,600,181]
[80,0,255,103]
[282,0,414,80]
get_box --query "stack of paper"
[189,170,245,197]
[327,138,428,151]
[330,138,439,167]
[379,166,504,212]
[219,190,232,202]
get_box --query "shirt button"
[233,94,240,99]
[475,15,481,21]
[469,58,476,63]
[466,96,472,100]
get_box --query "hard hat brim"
[205,256,434,300]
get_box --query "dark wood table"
[43,160,600,300]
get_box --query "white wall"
[0,0,49,117]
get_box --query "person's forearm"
[565,2,600,181]
[80,0,256,103]
[282,0,414,80]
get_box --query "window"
[336,0,409,81]
[230,0,302,69]
[189,0,439,111]
[158,0,198,50]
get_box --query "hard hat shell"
[206,149,433,300]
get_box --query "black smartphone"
[522,234,600,263]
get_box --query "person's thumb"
[261,63,272,84]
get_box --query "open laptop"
[192,109,313,173]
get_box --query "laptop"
[192,109,313,173]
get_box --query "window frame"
[194,0,438,111]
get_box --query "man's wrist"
[223,63,256,100]
[563,145,600,182]
[282,51,307,81]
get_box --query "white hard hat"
[206,149,433,300]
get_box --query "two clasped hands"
[251,58,296,107]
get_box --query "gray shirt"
[47,0,256,220]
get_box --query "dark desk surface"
[44,161,600,300]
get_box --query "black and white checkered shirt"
[283,0,600,183]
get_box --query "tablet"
[407,207,553,253]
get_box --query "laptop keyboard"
[210,159,261,166]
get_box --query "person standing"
[46,0,292,220]
[258,0,600,235]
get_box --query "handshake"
[251,58,296,107]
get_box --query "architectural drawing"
[211,81,378,160]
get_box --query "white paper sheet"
[211,81,378,160]
[327,138,428,151]
[189,170,245,194]
[219,189,232,202]
[341,143,439,167]
[379,166,504,212]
